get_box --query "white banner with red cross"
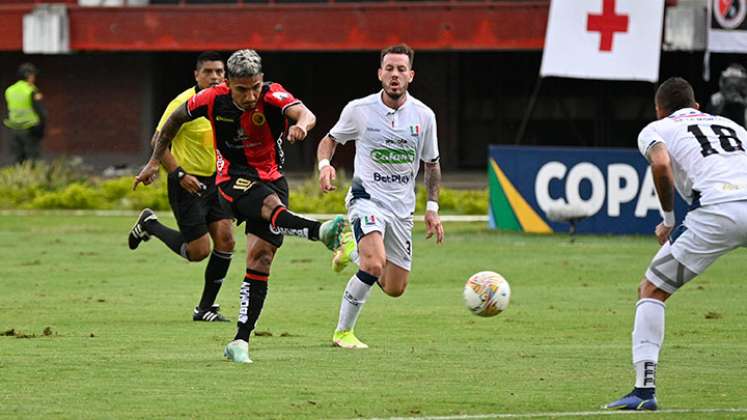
[540,0,665,82]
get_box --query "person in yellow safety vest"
[3,63,47,164]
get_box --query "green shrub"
[123,177,170,211]
[415,185,487,214]
[0,159,90,191]
[99,176,134,202]
[0,161,488,214]
[0,185,43,209]
[287,170,351,213]
[28,183,106,209]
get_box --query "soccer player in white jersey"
[605,77,747,410]
[316,44,445,349]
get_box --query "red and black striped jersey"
[185,82,301,184]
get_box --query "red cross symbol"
[587,0,629,52]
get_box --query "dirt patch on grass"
[2,327,58,339]
[705,311,723,320]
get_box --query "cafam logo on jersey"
[535,161,660,218]
[371,148,416,164]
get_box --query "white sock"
[634,361,657,389]
[632,298,665,388]
[336,273,374,332]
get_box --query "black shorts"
[167,173,232,242]
[217,176,289,248]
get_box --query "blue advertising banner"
[488,145,688,235]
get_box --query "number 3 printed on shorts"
[687,124,745,157]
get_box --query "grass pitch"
[1,214,746,419]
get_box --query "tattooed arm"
[133,105,190,190]
[424,161,444,244]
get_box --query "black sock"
[269,206,321,240]
[143,219,188,259]
[198,250,232,310]
[633,387,655,399]
[234,270,269,342]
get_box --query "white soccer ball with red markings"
[463,271,511,317]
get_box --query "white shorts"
[645,200,747,294]
[348,198,414,271]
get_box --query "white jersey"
[638,107,747,207]
[329,91,439,218]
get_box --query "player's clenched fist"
[286,125,308,144]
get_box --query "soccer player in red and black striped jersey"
[134,49,346,364]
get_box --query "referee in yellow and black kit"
[129,51,235,322]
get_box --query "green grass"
[1,215,746,419]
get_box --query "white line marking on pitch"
[365,407,747,419]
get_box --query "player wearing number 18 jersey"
[605,77,747,410]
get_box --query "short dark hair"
[17,63,38,80]
[655,77,696,115]
[380,43,414,68]
[196,51,223,70]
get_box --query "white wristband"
[661,210,675,227]
[318,159,331,171]
[426,201,439,213]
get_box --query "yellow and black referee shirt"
[157,86,215,177]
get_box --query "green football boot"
[332,330,368,349]
[319,215,346,251]
[332,232,356,273]
[224,339,253,364]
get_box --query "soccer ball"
[463,271,511,317]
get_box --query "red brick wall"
[1,53,151,166]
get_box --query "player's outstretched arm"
[284,103,316,143]
[648,143,675,244]
[317,136,338,192]
[424,161,444,244]
[133,106,190,190]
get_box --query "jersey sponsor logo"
[216,151,225,172]
[273,91,291,101]
[366,127,381,132]
[273,226,308,238]
[385,138,408,146]
[714,0,747,29]
[276,136,285,166]
[252,112,266,126]
[228,127,249,147]
[216,116,234,123]
[720,182,747,191]
[371,147,416,164]
[232,178,255,192]
[373,172,411,184]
